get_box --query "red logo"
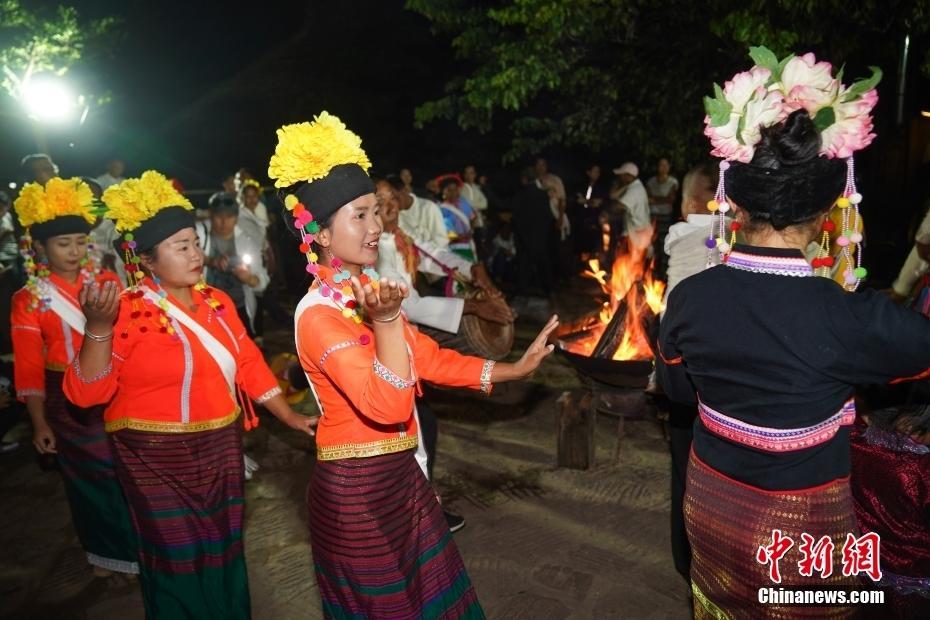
[756,529,795,584]
[841,532,882,582]
[758,530,882,582]
[797,533,835,578]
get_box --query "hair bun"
[754,110,822,168]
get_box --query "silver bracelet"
[372,309,402,323]
[84,327,113,342]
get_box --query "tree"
[407,0,930,167]
[0,0,118,105]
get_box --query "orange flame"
[563,237,666,361]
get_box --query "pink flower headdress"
[703,46,881,291]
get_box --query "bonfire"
[560,238,666,361]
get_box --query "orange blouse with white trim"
[296,270,494,461]
[11,270,123,400]
[63,277,280,433]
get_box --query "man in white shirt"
[461,165,488,227]
[612,162,653,252]
[380,178,505,316]
[394,179,454,276]
[396,182,448,248]
[663,163,725,300]
[95,159,125,190]
[534,157,569,239]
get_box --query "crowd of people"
[2,47,930,620]
[0,122,563,617]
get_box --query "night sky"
[3,0,515,190]
[4,1,930,283]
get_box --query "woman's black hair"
[439,176,460,191]
[383,175,406,193]
[726,110,847,230]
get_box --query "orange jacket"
[296,267,495,461]
[11,270,123,400]
[63,277,279,433]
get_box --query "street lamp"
[18,75,82,124]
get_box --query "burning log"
[557,315,603,343]
[592,280,653,359]
[641,302,661,360]
[591,296,631,359]
[563,238,667,361]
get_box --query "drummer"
[375,177,512,333]
[375,177,513,533]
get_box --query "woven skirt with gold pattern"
[684,450,862,619]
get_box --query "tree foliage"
[0,0,118,103]
[407,0,930,166]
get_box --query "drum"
[420,289,514,360]
[460,289,514,359]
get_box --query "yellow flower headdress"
[12,177,98,312]
[267,111,377,325]
[13,177,96,229]
[100,171,228,352]
[268,111,371,188]
[101,170,193,232]
[100,169,195,290]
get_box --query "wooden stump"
[556,391,595,470]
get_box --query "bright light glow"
[7,182,16,190]
[922,110,930,118]
[242,254,253,266]
[19,77,79,123]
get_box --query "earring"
[705,161,732,265]
[20,230,51,312]
[837,157,866,291]
[811,220,835,276]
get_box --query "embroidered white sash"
[43,282,86,335]
[142,289,237,391]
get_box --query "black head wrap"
[115,206,196,254]
[279,163,374,238]
[31,215,92,243]
[726,110,847,230]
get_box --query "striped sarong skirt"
[308,449,485,619]
[44,369,138,574]
[110,422,250,620]
[685,449,862,619]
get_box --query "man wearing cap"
[21,153,59,186]
[198,192,269,336]
[611,162,653,253]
